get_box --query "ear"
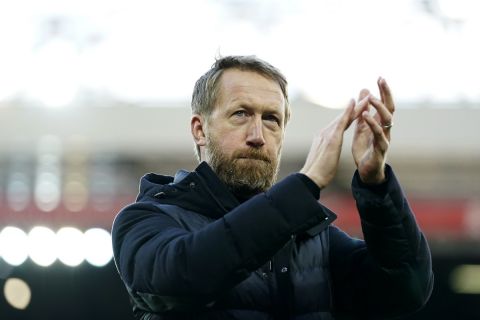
[191,114,207,147]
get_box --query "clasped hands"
[300,77,395,189]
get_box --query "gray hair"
[191,55,290,161]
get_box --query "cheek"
[268,132,284,153]
[215,130,243,153]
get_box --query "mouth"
[234,150,271,163]
[237,156,270,162]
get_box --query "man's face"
[203,68,286,196]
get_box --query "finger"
[377,77,386,104]
[325,99,354,135]
[358,88,370,101]
[356,89,371,121]
[340,99,356,130]
[353,95,370,119]
[368,95,393,133]
[377,77,395,113]
[362,111,390,149]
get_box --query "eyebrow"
[234,103,282,116]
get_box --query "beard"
[204,134,280,198]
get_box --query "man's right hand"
[300,98,367,189]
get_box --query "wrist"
[299,170,327,189]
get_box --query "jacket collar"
[193,162,240,212]
[137,162,240,220]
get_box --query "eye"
[232,110,248,117]
[263,114,280,125]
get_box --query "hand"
[352,77,395,184]
[301,99,359,189]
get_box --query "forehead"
[215,69,285,110]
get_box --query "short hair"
[191,55,290,161]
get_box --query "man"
[112,56,433,319]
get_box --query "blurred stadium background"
[1,0,479,319]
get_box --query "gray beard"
[204,135,280,198]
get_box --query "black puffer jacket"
[112,162,433,320]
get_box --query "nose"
[246,117,266,148]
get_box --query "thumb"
[341,99,356,130]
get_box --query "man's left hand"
[352,77,395,184]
